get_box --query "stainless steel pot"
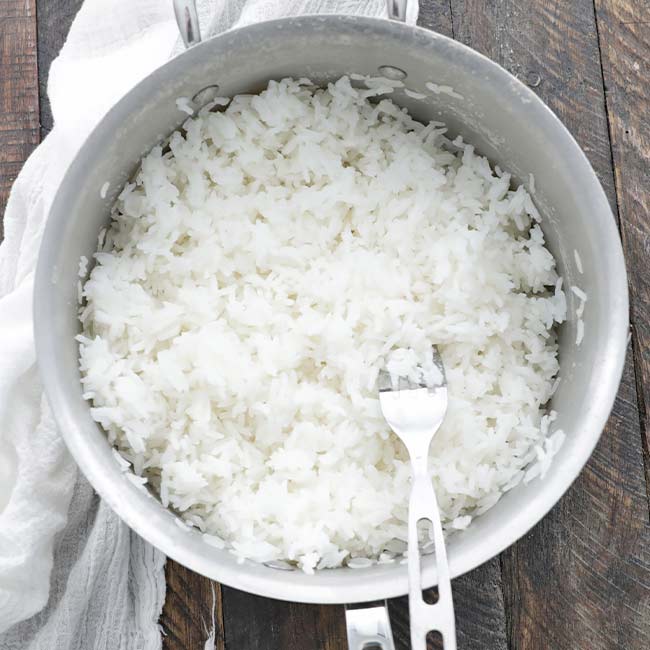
[34,0,628,623]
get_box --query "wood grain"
[161,560,225,650]
[221,587,347,650]
[389,559,508,650]
[594,0,650,514]
[451,0,616,199]
[0,0,39,240]
[417,0,454,38]
[449,1,650,648]
[502,350,650,650]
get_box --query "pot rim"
[34,14,629,604]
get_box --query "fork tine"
[377,369,394,392]
[378,346,447,393]
[430,345,447,383]
[410,376,423,391]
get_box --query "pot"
[34,0,628,637]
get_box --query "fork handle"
[408,472,457,649]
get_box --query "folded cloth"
[0,1,417,649]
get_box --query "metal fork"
[378,347,457,650]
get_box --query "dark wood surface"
[1,1,649,648]
[0,0,38,240]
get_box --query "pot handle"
[345,602,396,650]
[175,0,413,47]
[386,0,409,22]
[174,0,201,47]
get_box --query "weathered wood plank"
[501,351,650,650]
[221,587,347,650]
[451,0,616,204]
[161,560,225,650]
[35,0,83,138]
[418,0,454,38]
[0,0,39,239]
[389,559,508,650]
[594,0,650,512]
[450,1,650,648]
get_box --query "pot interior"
[35,15,627,603]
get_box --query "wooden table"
[2,1,649,648]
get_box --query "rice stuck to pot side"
[78,77,566,573]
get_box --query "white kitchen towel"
[0,1,418,649]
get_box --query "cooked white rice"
[425,81,464,99]
[78,77,566,573]
[574,249,583,274]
